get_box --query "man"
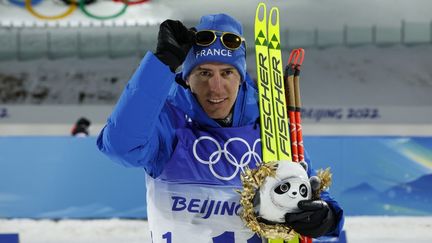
[97,13,343,242]
[71,117,91,137]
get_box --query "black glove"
[154,20,195,72]
[284,200,336,238]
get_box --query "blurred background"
[0,0,431,242]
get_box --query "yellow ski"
[267,7,292,161]
[255,2,278,163]
[255,2,298,243]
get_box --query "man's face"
[186,62,241,119]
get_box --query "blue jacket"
[97,52,344,236]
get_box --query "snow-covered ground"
[1,217,431,243]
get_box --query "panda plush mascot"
[256,160,321,223]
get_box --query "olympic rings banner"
[0,135,431,218]
[0,0,151,20]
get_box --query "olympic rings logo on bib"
[192,136,262,181]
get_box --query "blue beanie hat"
[181,14,247,81]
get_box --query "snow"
[344,216,432,243]
[0,219,150,243]
[1,217,431,243]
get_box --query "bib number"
[158,231,261,243]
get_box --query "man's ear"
[185,79,193,93]
[175,73,189,88]
[185,79,194,93]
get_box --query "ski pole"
[285,49,300,162]
[293,48,305,162]
[285,48,311,243]
[292,48,311,243]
